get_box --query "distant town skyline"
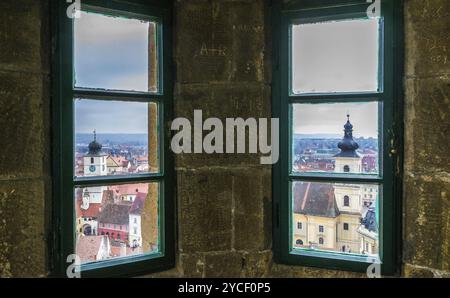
[293,102,379,139]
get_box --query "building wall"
[0,0,448,278]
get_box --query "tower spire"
[334,114,360,158]
[87,129,102,155]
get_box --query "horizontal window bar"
[73,88,164,102]
[290,248,380,264]
[288,92,382,102]
[289,173,382,183]
[73,173,164,187]
[81,251,164,273]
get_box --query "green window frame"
[51,0,174,277]
[272,0,403,275]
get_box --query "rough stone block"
[403,175,449,271]
[404,77,450,174]
[405,0,450,76]
[173,84,271,168]
[180,253,205,278]
[204,251,243,277]
[175,0,266,83]
[0,179,47,277]
[178,169,233,253]
[0,0,46,72]
[232,169,267,251]
[402,263,435,278]
[0,71,48,179]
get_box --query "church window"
[344,196,350,207]
[273,0,402,275]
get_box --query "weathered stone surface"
[204,251,243,277]
[241,251,271,278]
[175,0,267,84]
[178,169,233,253]
[403,263,435,278]
[233,169,267,251]
[0,179,47,277]
[403,175,450,271]
[180,253,205,278]
[0,71,48,179]
[268,262,366,278]
[404,77,450,174]
[173,83,271,168]
[405,0,450,76]
[0,0,46,72]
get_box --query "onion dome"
[88,130,102,155]
[334,114,360,158]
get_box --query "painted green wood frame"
[271,0,403,275]
[51,0,174,277]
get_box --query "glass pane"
[291,18,380,94]
[74,10,158,92]
[74,99,159,177]
[292,102,379,175]
[292,181,380,258]
[75,182,160,265]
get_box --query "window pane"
[291,18,380,94]
[292,102,379,175]
[74,99,159,177]
[292,181,379,258]
[74,11,158,92]
[75,182,160,265]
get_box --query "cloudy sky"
[292,18,380,94]
[74,11,151,91]
[74,11,380,137]
[75,99,149,134]
[293,102,379,138]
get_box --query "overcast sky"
[292,18,380,94]
[293,102,379,138]
[75,99,149,134]
[74,12,380,136]
[74,11,150,91]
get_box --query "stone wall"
[402,0,450,278]
[0,0,50,277]
[0,0,448,278]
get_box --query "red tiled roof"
[76,235,106,263]
[109,184,148,195]
[75,193,102,218]
[129,192,147,215]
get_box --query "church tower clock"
[82,130,107,204]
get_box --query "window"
[344,195,350,207]
[273,0,402,275]
[297,222,302,230]
[52,0,174,277]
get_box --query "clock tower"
[82,130,107,204]
[83,130,108,177]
